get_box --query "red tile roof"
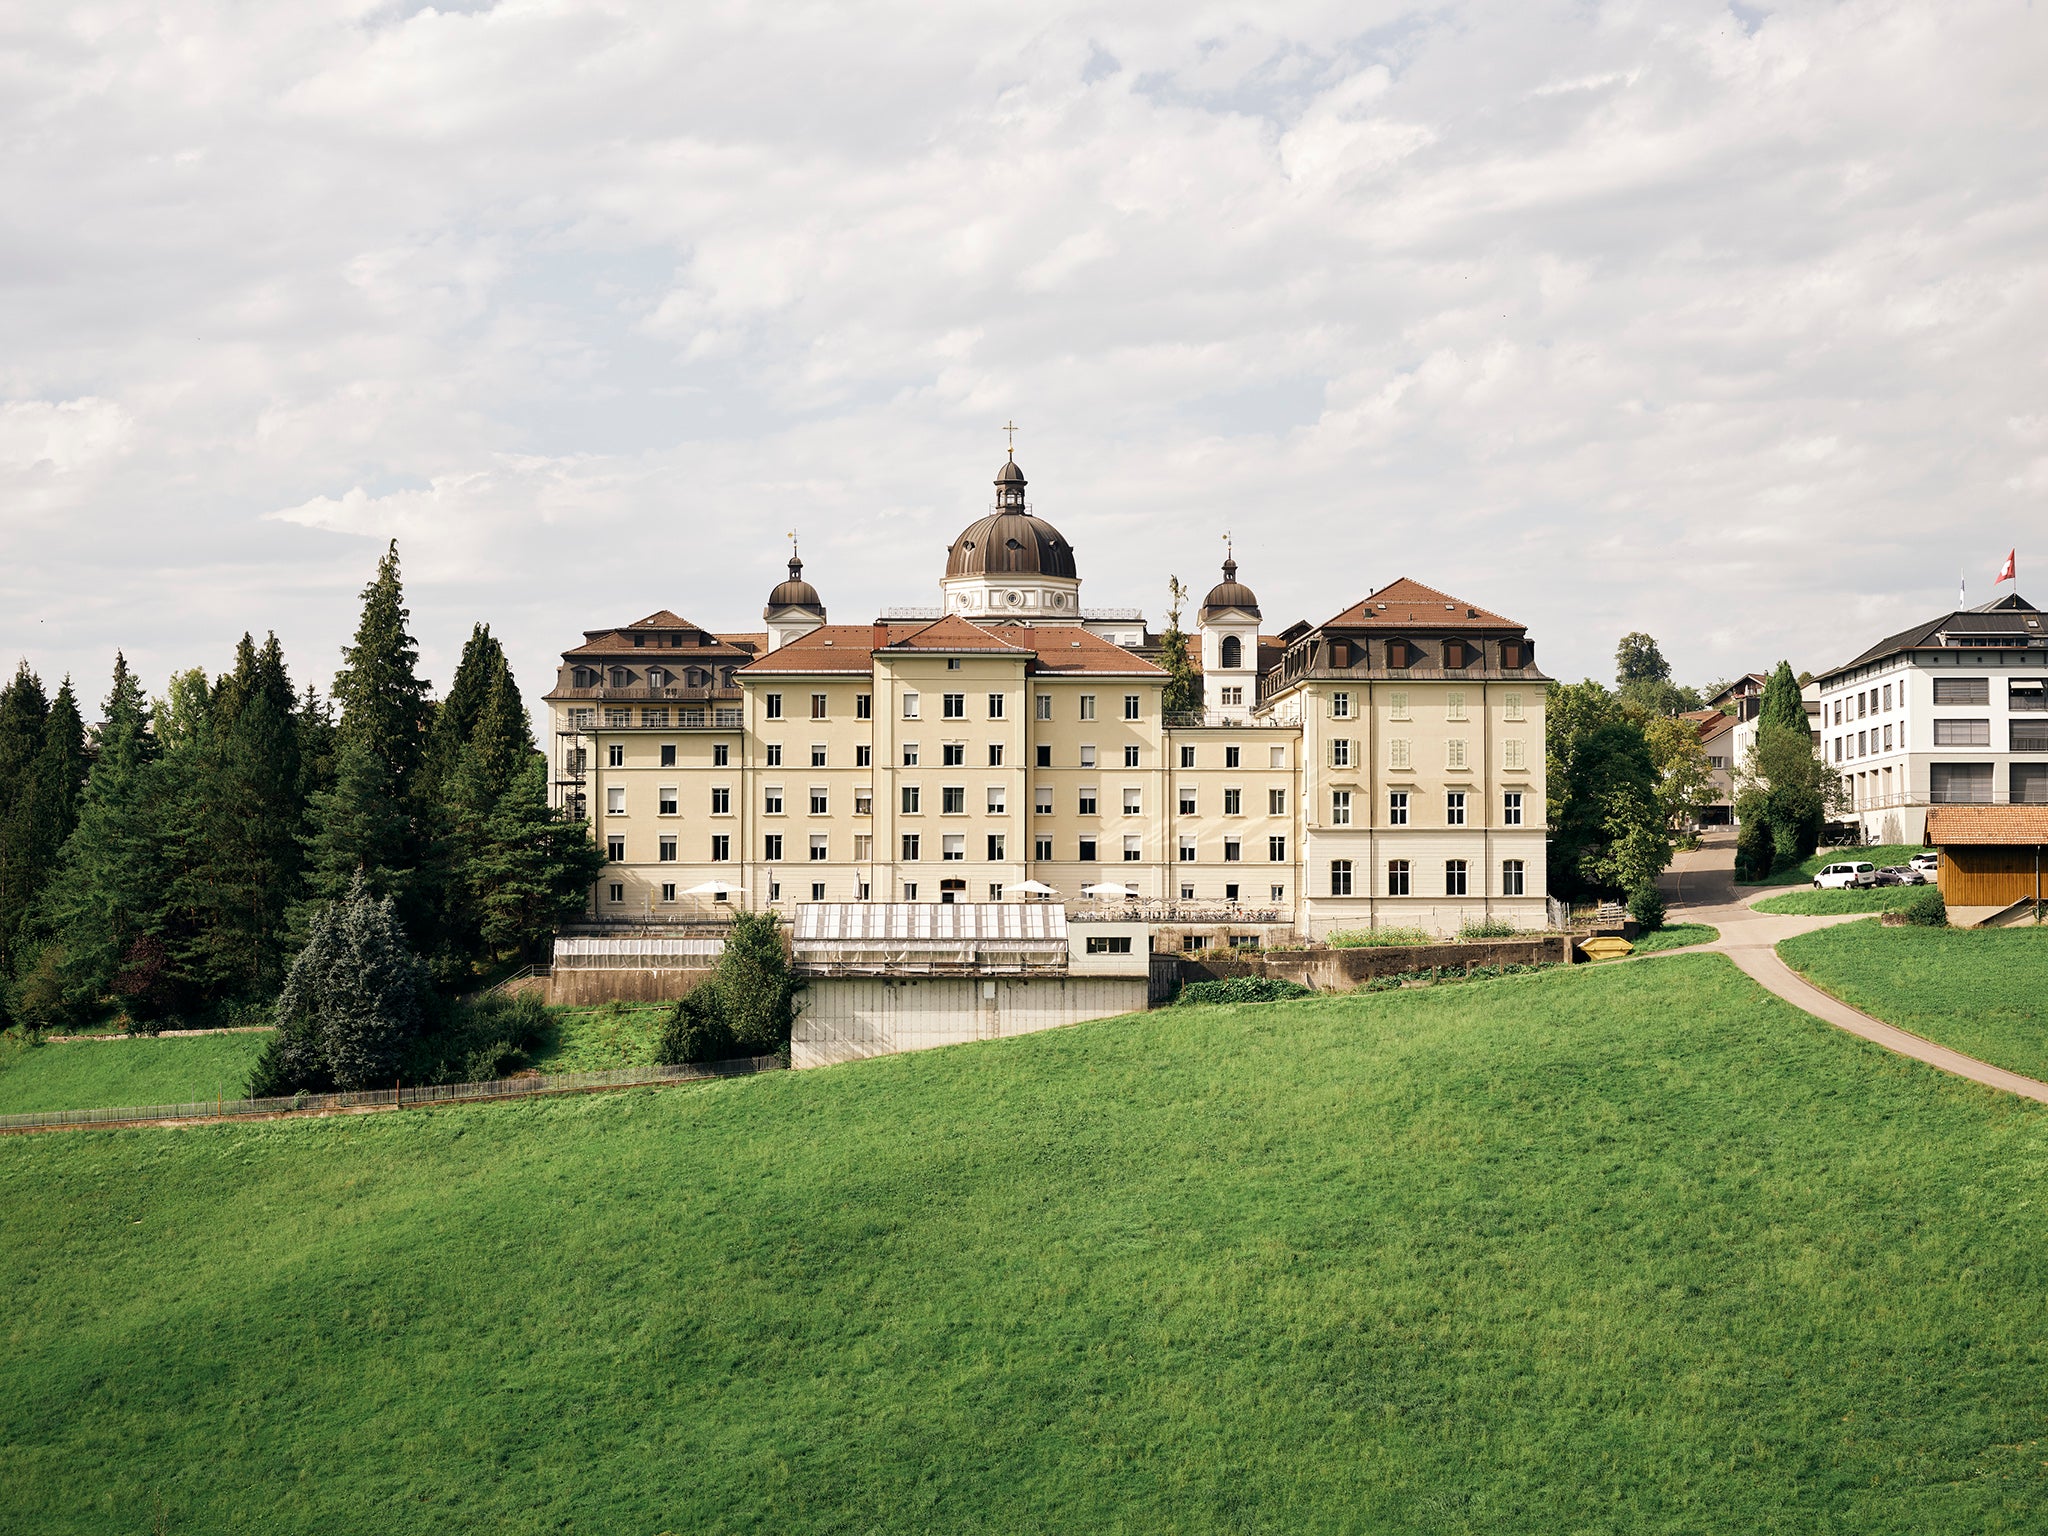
[1323,577,1519,630]
[878,614,1034,653]
[735,625,897,674]
[1926,807,2048,846]
[988,624,1167,676]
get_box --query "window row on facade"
[1327,858,1530,897]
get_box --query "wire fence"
[0,1056,783,1134]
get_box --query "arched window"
[1220,635,1243,669]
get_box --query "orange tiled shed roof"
[1926,806,2048,846]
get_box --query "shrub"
[1456,918,1520,941]
[1175,976,1314,1006]
[1326,927,1434,949]
[656,981,732,1064]
[1900,887,1947,927]
[716,910,800,1055]
[1735,819,1776,881]
[1626,883,1666,933]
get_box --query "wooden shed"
[1925,807,2048,909]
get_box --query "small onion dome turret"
[765,554,823,616]
[1200,557,1261,622]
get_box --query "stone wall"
[1165,934,1572,994]
[544,967,716,1007]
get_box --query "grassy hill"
[5,956,2048,1533]
[0,1030,272,1115]
[1780,920,2048,1082]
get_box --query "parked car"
[1872,866,1925,886]
[1910,851,1941,875]
[1814,862,1878,889]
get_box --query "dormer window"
[1329,640,1350,669]
[609,667,631,688]
[646,668,669,688]
[1387,639,1416,670]
[633,635,645,647]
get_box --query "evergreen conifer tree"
[253,871,425,1095]
[299,733,416,923]
[1759,661,1807,734]
[44,655,174,1021]
[466,758,607,964]
[0,662,51,997]
[714,909,799,1055]
[420,623,509,803]
[332,540,430,800]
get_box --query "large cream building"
[543,458,1551,940]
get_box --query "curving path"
[1649,832,2048,1105]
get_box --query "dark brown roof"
[1199,558,1260,621]
[944,511,1077,580]
[1828,594,2043,677]
[1324,577,1518,629]
[1926,806,2048,846]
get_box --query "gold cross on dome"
[1003,419,1019,458]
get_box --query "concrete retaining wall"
[793,974,1149,1069]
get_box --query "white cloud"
[0,0,2044,713]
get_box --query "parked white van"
[1814,862,1877,889]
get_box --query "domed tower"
[939,458,1084,622]
[1198,552,1261,721]
[763,547,825,652]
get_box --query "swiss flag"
[1997,549,2017,584]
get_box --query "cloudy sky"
[2,0,2043,717]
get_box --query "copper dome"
[764,555,823,615]
[1199,557,1260,621]
[945,510,1078,580]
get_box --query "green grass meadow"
[1737,843,1928,888]
[1629,922,1719,954]
[1780,920,2048,1082]
[1751,885,1930,915]
[0,1031,273,1116]
[6,956,2048,1532]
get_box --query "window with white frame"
[1268,835,1286,861]
[1077,789,1098,815]
[764,744,782,767]
[1223,838,1241,862]
[1331,691,1352,718]
[1389,738,1411,770]
[811,745,827,767]
[1390,692,1410,721]
[1446,739,1468,771]
[607,835,625,860]
[1269,788,1286,814]
[810,835,827,861]
[987,834,1006,860]
[902,691,920,719]
[1034,836,1053,860]
[1037,694,1052,720]
[1330,790,1352,825]
[1388,791,1408,825]
[659,787,678,815]
[763,833,784,861]
[1446,692,1467,721]
[1503,791,1523,826]
[1446,792,1467,826]
[659,835,676,862]
[1080,745,1097,768]
[1387,859,1410,895]
[1221,687,1244,705]
[1124,789,1142,815]
[901,785,920,813]
[765,693,783,720]
[1079,695,1097,720]
[1179,837,1196,862]
[987,693,1005,719]
[1123,835,1142,861]
[607,743,624,767]
[854,790,872,816]
[764,787,784,815]
[856,693,872,719]
[606,786,626,815]
[1223,788,1242,815]
[853,834,873,860]
[942,786,966,814]
[1504,739,1525,770]
[943,835,965,861]
[901,834,921,860]
[1330,738,1352,769]
[711,786,731,815]
[987,786,1007,814]
[1445,859,1468,896]
[1330,860,1353,896]
[1180,744,1196,768]
[1124,745,1140,767]
[1269,745,1287,768]
[1502,859,1525,896]
[1179,788,1197,815]
[661,882,677,904]
[1504,692,1524,722]
[811,693,828,720]
[1036,787,1053,814]
[943,693,965,719]
[1124,695,1141,720]
[810,788,828,814]
[988,743,1004,766]
[711,834,730,861]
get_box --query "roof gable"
[882,614,1033,653]
[1324,577,1518,630]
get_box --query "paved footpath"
[1652,833,2048,1105]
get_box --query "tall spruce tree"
[420,623,509,803]
[467,758,607,964]
[300,733,416,922]
[1759,660,1807,734]
[173,634,309,1002]
[44,655,174,1022]
[332,540,431,800]
[0,663,51,999]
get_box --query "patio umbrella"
[1082,883,1136,897]
[1012,880,1058,894]
[684,880,744,895]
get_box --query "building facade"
[1815,593,2048,845]
[543,458,1552,938]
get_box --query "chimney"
[872,622,889,654]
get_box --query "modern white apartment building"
[1815,593,2048,844]
[542,456,1552,938]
